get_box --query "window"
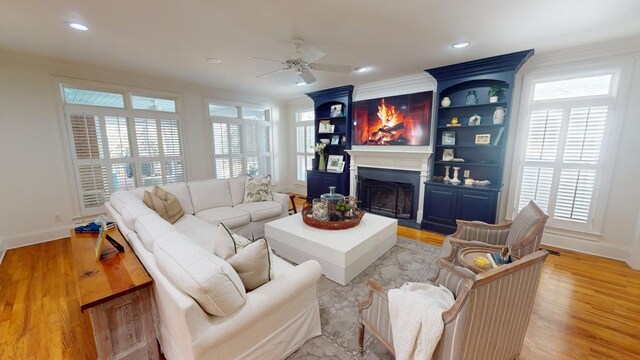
[511,68,621,233]
[209,103,271,179]
[295,110,315,182]
[62,85,184,214]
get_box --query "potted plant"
[488,85,503,103]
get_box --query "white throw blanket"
[388,282,455,360]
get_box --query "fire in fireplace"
[353,91,432,146]
[359,178,414,219]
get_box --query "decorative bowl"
[320,139,330,144]
[301,205,364,230]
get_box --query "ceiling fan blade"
[251,56,284,63]
[309,63,353,73]
[256,68,288,78]
[300,68,317,84]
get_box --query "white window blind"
[63,84,185,215]
[295,110,315,182]
[210,104,272,179]
[513,70,619,233]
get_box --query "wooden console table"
[70,227,159,360]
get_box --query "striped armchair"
[440,200,549,260]
[358,250,549,359]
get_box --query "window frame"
[507,63,628,235]
[208,100,273,180]
[59,80,186,216]
[294,109,315,184]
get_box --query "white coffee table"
[265,213,397,285]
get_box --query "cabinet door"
[321,172,339,193]
[306,171,323,200]
[456,189,498,223]
[423,185,458,225]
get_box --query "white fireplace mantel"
[346,147,433,223]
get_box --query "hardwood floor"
[1,202,639,359]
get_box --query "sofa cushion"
[188,179,233,212]
[228,176,246,206]
[154,231,247,317]
[135,213,174,252]
[121,202,155,230]
[244,175,274,203]
[227,238,271,291]
[143,186,184,224]
[196,207,251,229]
[158,182,195,215]
[234,201,283,222]
[109,190,141,215]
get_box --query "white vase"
[493,106,506,124]
[489,96,499,103]
[450,167,461,185]
[441,97,451,107]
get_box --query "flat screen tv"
[353,91,432,146]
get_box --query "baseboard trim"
[542,231,630,264]
[0,224,72,252]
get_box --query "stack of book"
[74,221,115,234]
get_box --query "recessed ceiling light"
[67,22,89,31]
[354,66,369,73]
[452,41,471,49]
[206,57,222,64]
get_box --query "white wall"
[282,96,314,195]
[0,51,285,253]
[501,37,640,268]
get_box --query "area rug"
[288,237,441,359]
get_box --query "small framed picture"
[442,148,454,161]
[331,135,340,145]
[318,120,332,133]
[442,131,456,145]
[337,161,346,172]
[327,155,343,171]
[330,104,343,117]
[475,134,491,145]
[469,114,481,126]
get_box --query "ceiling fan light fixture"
[67,22,89,31]
[354,66,369,73]
[452,41,471,49]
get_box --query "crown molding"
[524,35,640,70]
[353,73,436,102]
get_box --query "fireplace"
[360,179,413,219]
[356,167,421,224]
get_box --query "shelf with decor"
[305,85,354,202]
[422,49,534,234]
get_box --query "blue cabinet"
[421,50,533,234]
[305,170,349,201]
[305,85,354,201]
[422,183,500,234]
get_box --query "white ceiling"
[1,0,639,99]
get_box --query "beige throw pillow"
[227,238,271,291]
[143,186,184,224]
[213,223,273,291]
[243,175,273,203]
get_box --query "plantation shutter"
[70,114,110,209]
[515,72,616,233]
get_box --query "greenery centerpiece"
[488,85,503,103]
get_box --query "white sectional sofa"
[105,176,322,360]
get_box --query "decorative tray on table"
[301,205,365,230]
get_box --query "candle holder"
[443,166,451,184]
[450,167,461,185]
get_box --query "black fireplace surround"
[357,168,421,221]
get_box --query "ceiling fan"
[252,38,353,84]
